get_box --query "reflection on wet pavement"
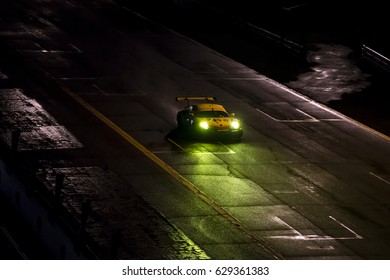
[0,88,83,150]
[0,87,209,259]
[0,3,212,259]
[286,44,371,104]
[37,164,210,259]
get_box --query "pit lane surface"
[1,0,390,259]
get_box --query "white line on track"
[268,216,363,240]
[369,172,390,185]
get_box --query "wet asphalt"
[0,0,389,260]
[126,0,390,136]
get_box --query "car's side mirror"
[230,113,235,117]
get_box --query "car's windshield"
[196,110,229,118]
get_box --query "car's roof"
[196,103,227,112]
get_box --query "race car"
[175,96,243,141]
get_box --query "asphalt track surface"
[0,0,390,260]
[128,0,390,137]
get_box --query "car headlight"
[231,120,240,129]
[199,121,209,129]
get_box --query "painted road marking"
[329,215,363,239]
[53,81,281,260]
[92,83,108,95]
[273,190,299,194]
[257,107,344,123]
[306,245,334,250]
[269,216,363,240]
[7,3,390,261]
[256,108,320,123]
[369,172,390,185]
[0,226,28,260]
[22,43,82,54]
[250,76,390,142]
[296,108,316,120]
[70,43,82,53]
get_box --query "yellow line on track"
[62,86,282,260]
[12,35,281,258]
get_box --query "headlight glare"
[231,120,240,129]
[199,121,209,129]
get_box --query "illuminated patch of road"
[7,7,379,259]
[165,138,235,154]
[50,82,281,259]
[268,215,363,241]
[0,88,83,150]
[36,164,209,259]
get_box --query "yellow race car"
[176,97,243,140]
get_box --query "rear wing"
[176,96,217,106]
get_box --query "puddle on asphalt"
[286,43,371,104]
